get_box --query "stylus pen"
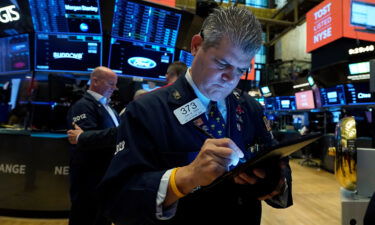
[194,124,215,139]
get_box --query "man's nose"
[221,67,236,83]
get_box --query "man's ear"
[190,34,203,56]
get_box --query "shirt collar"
[185,69,226,112]
[87,90,108,105]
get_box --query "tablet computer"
[203,132,322,189]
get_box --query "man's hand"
[67,123,84,145]
[233,160,288,200]
[176,138,244,195]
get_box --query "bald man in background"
[66,66,119,225]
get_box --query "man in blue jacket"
[67,66,119,225]
[99,6,292,225]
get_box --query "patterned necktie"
[206,101,226,138]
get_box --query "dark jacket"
[67,92,119,194]
[98,76,292,225]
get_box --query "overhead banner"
[306,0,343,52]
[306,0,375,53]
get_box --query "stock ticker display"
[110,0,182,79]
[0,33,30,74]
[29,0,101,34]
[35,33,102,73]
[112,0,181,47]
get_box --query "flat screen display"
[111,0,182,47]
[351,0,375,31]
[275,96,296,110]
[260,86,271,97]
[109,38,174,80]
[0,0,33,36]
[178,49,194,67]
[345,82,375,105]
[295,90,315,110]
[0,33,30,74]
[264,97,275,111]
[348,61,370,75]
[35,33,102,73]
[320,85,346,107]
[29,0,101,34]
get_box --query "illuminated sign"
[0,5,20,24]
[358,93,371,99]
[306,0,343,52]
[307,0,375,52]
[128,57,157,69]
[348,45,375,55]
[53,52,84,60]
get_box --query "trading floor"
[0,159,341,225]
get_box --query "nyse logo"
[0,5,20,24]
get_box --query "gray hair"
[201,6,262,58]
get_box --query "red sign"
[147,0,175,7]
[306,0,343,52]
[240,58,255,80]
[306,0,375,52]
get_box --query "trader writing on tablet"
[98,6,293,225]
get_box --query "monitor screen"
[109,38,174,80]
[178,49,194,67]
[351,0,375,31]
[260,86,271,97]
[348,61,370,75]
[320,85,346,107]
[0,0,33,36]
[345,82,375,105]
[29,0,101,34]
[111,0,182,47]
[264,97,275,111]
[295,90,315,110]
[275,96,296,110]
[0,34,30,75]
[35,33,102,73]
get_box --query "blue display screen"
[179,49,194,67]
[29,0,101,34]
[35,33,102,73]
[109,38,174,80]
[275,96,296,110]
[111,0,181,47]
[264,97,275,111]
[345,82,375,105]
[0,34,30,74]
[320,85,346,107]
[351,0,375,30]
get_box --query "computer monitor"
[344,82,375,105]
[264,97,275,111]
[275,96,296,110]
[178,49,194,67]
[28,0,102,34]
[320,85,346,107]
[35,33,102,73]
[348,61,370,75]
[111,0,182,48]
[260,86,272,97]
[295,90,315,110]
[0,34,30,75]
[351,0,375,32]
[109,38,174,81]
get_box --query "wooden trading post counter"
[0,129,70,217]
